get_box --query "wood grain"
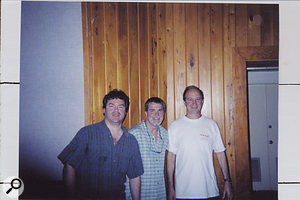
[261,4,274,46]
[166,3,175,126]
[139,3,149,121]
[117,3,129,128]
[185,3,199,87]
[173,3,186,119]
[157,3,168,128]
[223,3,237,192]
[82,3,90,125]
[87,3,95,124]
[210,3,225,190]
[247,5,261,46]
[236,4,247,47]
[105,3,118,91]
[232,48,252,200]
[128,3,140,128]
[82,3,279,199]
[198,3,212,118]
[149,3,158,98]
[92,3,105,123]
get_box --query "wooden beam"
[231,45,279,199]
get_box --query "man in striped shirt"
[58,89,144,200]
[126,97,169,200]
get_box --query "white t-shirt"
[168,115,226,199]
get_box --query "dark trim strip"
[0,82,20,85]
[279,83,300,86]
[247,66,278,71]
[0,182,10,184]
[278,182,300,184]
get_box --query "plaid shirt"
[125,121,168,200]
[58,120,144,199]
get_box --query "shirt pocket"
[86,148,108,168]
[118,153,131,174]
[98,150,110,168]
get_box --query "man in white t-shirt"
[166,85,233,200]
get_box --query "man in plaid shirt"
[126,97,169,200]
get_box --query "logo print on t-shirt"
[199,132,209,138]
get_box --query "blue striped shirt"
[58,120,144,199]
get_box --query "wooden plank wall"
[82,3,279,199]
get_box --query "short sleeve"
[212,121,226,153]
[126,137,144,179]
[57,128,87,169]
[167,125,177,154]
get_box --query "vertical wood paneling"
[149,4,158,98]
[198,4,212,117]
[247,5,261,46]
[92,3,105,123]
[117,3,129,128]
[223,3,237,192]
[210,4,224,133]
[82,3,91,125]
[128,3,140,128]
[82,3,279,199]
[173,3,186,119]
[261,4,274,46]
[117,3,129,92]
[87,4,95,124]
[210,3,225,188]
[105,3,117,91]
[273,5,279,46]
[236,5,248,47]
[139,3,149,121]
[166,4,175,126]
[185,4,199,86]
[157,3,168,128]
[232,49,252,199]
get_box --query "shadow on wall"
[19,160,65,199]
[19,2,84,199]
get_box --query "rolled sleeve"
[57,128,87,169]
[126,138,144,179]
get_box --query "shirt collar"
[141,120,163,140]
[101,120,130,138]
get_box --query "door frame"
[231,46,279,199]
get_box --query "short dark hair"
[183,85,204,101]
[103,89,130,113]
[145,97,166,112]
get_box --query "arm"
[63,163,76,198]
[216,151,234,200]
[129,176,141,200]
[166,151,176,200]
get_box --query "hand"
[168,188,176,200]
[222,181,234,200]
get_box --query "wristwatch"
[224,178,232,183]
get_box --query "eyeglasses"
[150,137,164,153]
[146,128,165,153]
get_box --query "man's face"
[184,89,204,115]
[145,102,165,127]
[104,98,126,124]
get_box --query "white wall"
[0,1,21,199]
[19,1,84,183]
[278,2,300,199]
